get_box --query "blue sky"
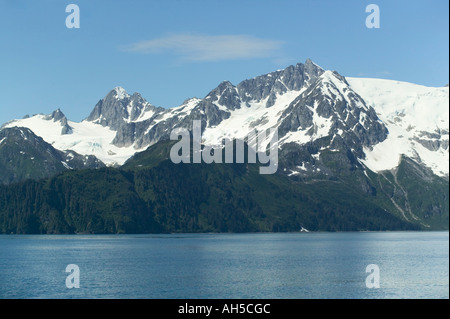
[0,0,448,125]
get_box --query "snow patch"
[288,170,301,176]
[113,87,129,100]
[61,161,72,170]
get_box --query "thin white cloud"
[123,34,284,61]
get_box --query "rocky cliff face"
[86,87,164,130]
[104,59,330,150]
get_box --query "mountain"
[0,139,420,234]
[0,59,448,231]
[0,126,104,184]
[3,59,447,177]
[347,77,449,177]
[1,105,145,166]
[86,86,165,130]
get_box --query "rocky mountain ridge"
[0,59,448,230]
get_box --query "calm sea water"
[0,232,448,299]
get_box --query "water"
[0,232,448,299]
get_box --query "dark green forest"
[0,140,427,234]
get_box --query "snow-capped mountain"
[2,108,140,166]
[86,87,164,129]
[347,77,449,177]
[0,126,104,184]
[1,59,448,230]
[1,59,448,179]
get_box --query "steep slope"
[113,59,326,150]
[347,78,449,177]
[2,108,142,166]
[0,139,419,234]
[0,59,447,229]
[364,155,449,230]
[3,60,447,179]
[86,86,165,130]
[0,127,104,184]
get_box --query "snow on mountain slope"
[202,89,303,147]
[202,69,379,151]
[113,86,129,100]
[280,70,374,146]
[2,62,448,177]
[152,97,203,127]
[2,115,143,165]
[347,77,449,176]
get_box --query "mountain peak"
[304,58,321,68]
[86,86,161,130]
[86,87,133,128]
[302,58,325,80]
[51,108,66,122]
[218,80,234,87]
[111,86,129,100]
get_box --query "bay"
[0,231,448,299]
